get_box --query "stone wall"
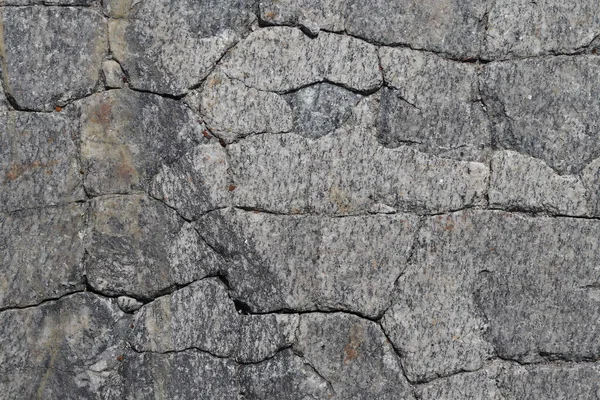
[1,1,600,399]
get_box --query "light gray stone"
[581,157,600,217]
[284,82,363,139]
[416,365,504,399]
[0,7,106,111]
[199,71,293,143]
[0,111,85,213]
[108,0,256,96]
[130,279,298,363]
[484,0,600,59]
[117,296,143,313]
[0,293,129,400]
[149,143,230,220]
[86,195,225,299]
[497,363,600,400]
[80,89,205,196]
[489,150,588,215]
[384,210,600,382]
[0,204,87,309]
[474,216,600,364]
[198,208,419,318]
[220,27,382,93]
[229,96,489,215]
[482,56,600,174]
[239,348,334,399]
[261,0,488,59]
[294,313,414,399]
[2,0,97,4]
[379,47,490,161]
[103,60,124,89]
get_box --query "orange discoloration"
[228,185,237,192]
[116,355,124,362]
[343,325,364,363]
[5,160,59,181]
[264,11,276,18]
[55,106,62,112]
[202,130,212,139]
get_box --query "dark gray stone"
[80,89,205,196]
[0,7,107,111]
[0,204,87,309]
[284,83,363,139]
[0,293,129,400]
[108,0,256,96]
[197,208,420,318]
[86,195,225,299]
[482,56,600,175]
[0,111,85,213]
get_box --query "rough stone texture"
[489,150,588,215]
[229,96,488,215]
[86,195,225,299]
[198,208,420,318]
[80,89,205,196]
[482,56,600,175]
[0,293,129,399]
[379,47,490,161]
[294,313,414,399]
[103,60,125,89]
[484,0,600,59]
[0,111,85,213]
[0,7,106,111]
[261,0,488,59]
[199,71,293,143]
[220,27,382,93]
[130,279,298,363]
[4,1,600,397]
[0,204,87,309]
[108,0,256,96]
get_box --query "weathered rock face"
[2,0,600,398]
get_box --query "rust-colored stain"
[116,355,125,362]
[228,184,237,191]
[202,130,212,139]
[264,11,276,19]
[444,219,455,231]
[90,98,113,126]
[343,325,364,363]
[5,160,59,181]
[54,106,62,112]
[115,157,137,182]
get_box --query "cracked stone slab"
[86,195,225,299]
[80,89,205,196]
[2,0,97,4]
[294,313,414,399]
[123,348,332,400]
[0,293,129,400]
[130,279,298,363]
[582,158,600,217]
[229,96,488,215]
[108,0,256,96]
[416,365,504,399]
[383,210,600,382]
[198,71,293,143]
[489,150,588,215]
[0,6,106,111]
[482,56,600,175]
[149,143,230,221]
[239,348,334,399]
[220,27,382,93]
[484,0,600,59]
[474,215,600,364]
[0,111,86,213]
[497,363,600,399]
[284,82,364,139]
[261,0,488,59]
[0,204,86,310]
[379,48,490,161]
[198,208,419,318]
